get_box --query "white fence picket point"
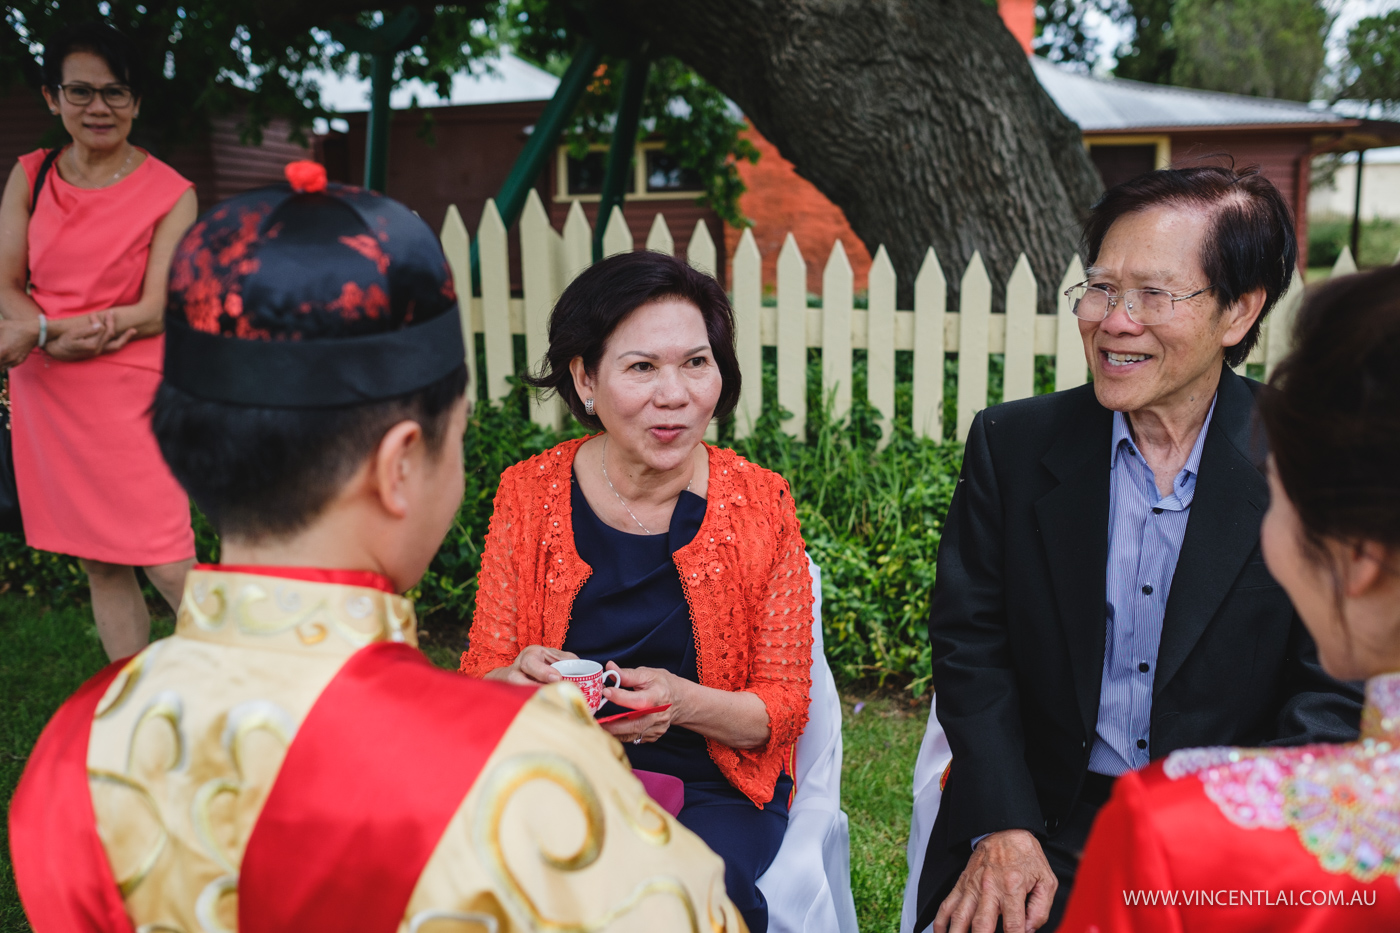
[646,213,675,255]
[868,245,897,449]
[957,251,992,442]
[1055,255,1087,392]
[1003,253,1037,402]
[1332,245,1358,276]
[439,204,476,405]
[688,220,721,441]
[777,233,808,439]
[912,247,946,440]
[821,240,854,424]
[477,199,514,404]
[1265,273,1304,380]
[562,200,592,286]
[602,204,633,258]
[688,219,718,279]
[733,228,763,440]
[521,189,561,427]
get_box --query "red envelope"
[596,704,671,724]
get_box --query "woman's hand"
[603,663,773,749]
[45,312,125,362]
[0,318,38,368]
[484,644,578,686]
[599,663,691,745]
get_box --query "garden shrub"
[1309,216,1400,270]
[0,371,971,694]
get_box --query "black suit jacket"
[914,367,1362,927]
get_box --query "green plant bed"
[1309,216,1400,270]
[0,380,961,692]
[0,596,929,931]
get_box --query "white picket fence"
[442,188,1351,446]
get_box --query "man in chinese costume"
[8,162,744,933]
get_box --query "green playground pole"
[331,7,425,194]
[468,40,602,289]
[364,50,394,192]
[593,55,651,262]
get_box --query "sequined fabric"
[1165,672,1400,886]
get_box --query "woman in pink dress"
[0,23,197,659]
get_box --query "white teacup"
[551,659,622,713]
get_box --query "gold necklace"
[600,436,692,535]
[68,145,135,188]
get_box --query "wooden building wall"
[0,86,308,215]
[322,102,725,292]
[1086,128,1317,268]
[1164,130,1315,269]
[0,87,59,168]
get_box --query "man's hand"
[934,829,1057,933]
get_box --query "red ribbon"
[11,642,532,931]
[9,659,135,933]
[240,642,533,931]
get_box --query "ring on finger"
[633,737,642,745]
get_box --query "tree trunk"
[600,0,1103,311]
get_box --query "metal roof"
[1031,56,1346,132]
[316,50,560,113]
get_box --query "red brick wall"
[724,123,873,294]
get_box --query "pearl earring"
[584,397,595,416]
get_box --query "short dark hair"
[42,22,146,98]
[1082,165,1297,368]
[1259,266,1400,564]
[523,250,741,430]
[152,365,467,543]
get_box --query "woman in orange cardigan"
[460,250,813,932]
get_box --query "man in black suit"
[916,167,1362,933]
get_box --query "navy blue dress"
[563,474,791,933]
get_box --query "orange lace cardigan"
[460,436,814,807]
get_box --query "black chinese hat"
[163,161,464,408]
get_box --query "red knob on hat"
[285,160,328,193]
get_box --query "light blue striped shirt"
[1088,395,1217,776]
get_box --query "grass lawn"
[0,595,927,932]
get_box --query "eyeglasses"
[1064,281,1216,326]
[55,83,135,109]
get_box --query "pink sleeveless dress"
[12,148,195,565]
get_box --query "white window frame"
[1083,134,1172,171]
[555,140,706,202]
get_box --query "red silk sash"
[239,641,534,931]
[9,658,135,933]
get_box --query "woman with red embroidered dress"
[0,23,197,660]
[459,250,814,933]
[1061,265,1400,931]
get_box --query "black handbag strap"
[30,147,62,213]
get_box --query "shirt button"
[1137,738,1148,750]
[1152,507,1163,515]
[1139,661,1150,673]
[1141,584,1153,595]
